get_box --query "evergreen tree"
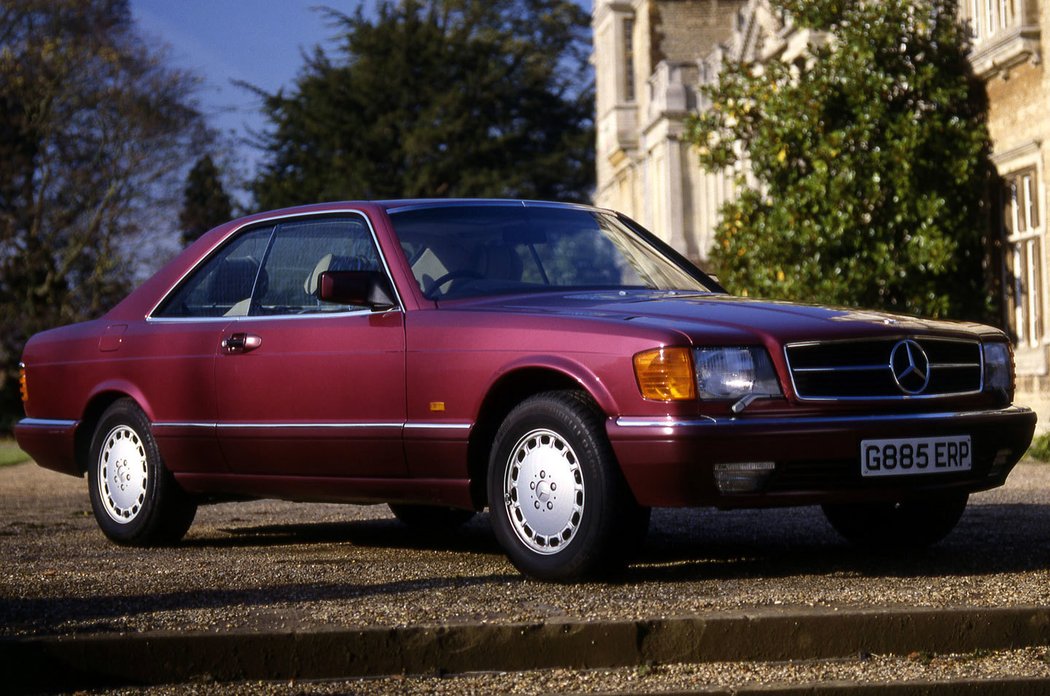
[251,0,594,209]
[179,154,234,245]
[688,0,992,320]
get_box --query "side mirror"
[318,271,396,311]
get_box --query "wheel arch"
[467,364,616,508]
[74,389,145,475]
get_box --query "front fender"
[488,354,621,416]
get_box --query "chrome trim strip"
[146,208,406,320]
[785,335,982,349]
[403,422,472,431]
[615,416,718,428]
[385,199,593,215]
[615,407,1032,430]
[152,422,216,429]
[792,362,980,374]
[783,391,985,403]
[791,364,888,373]
[18,418,78,429]
[148,307,393,325]
[145,317,233,324]
[387,199,527,214]
[154,421,472,431]
[215,422,404,430]
[25,419,471,432]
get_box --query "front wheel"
[822,493,968,550]
[487,391,649,582]
[87,399,197,546]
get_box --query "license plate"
[860,436,972,477]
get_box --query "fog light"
[989,448,1012,477]
[713,461,776,494]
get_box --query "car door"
[213,213,407,478]
[146,223,277,474]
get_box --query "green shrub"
[687,0,992,321]
[1026,433,1050,463]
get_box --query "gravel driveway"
[3,460,1049,638]
[4,460,1050,693]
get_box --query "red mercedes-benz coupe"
[15,200,1036,580]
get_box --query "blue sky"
[131,1,593,200]
[131,1,366,182]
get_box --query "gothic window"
[1002,167,1044,348]
[965,0,1038,78]
[969,0,1018,43]
[623,18,636,103]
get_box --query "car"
[14,200,1037,581]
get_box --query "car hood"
[456,291,1000,346]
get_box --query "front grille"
[784,337,983,400]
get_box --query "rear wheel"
[388,503,476,528]
[487,391,649,582]
[822,493,968,550]
[87,399,197,546]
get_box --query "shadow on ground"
[4,501,1048,637]
[194,500,1050,581]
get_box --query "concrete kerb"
[4,605,1050,692]
[627,678,1050,696]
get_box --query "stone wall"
[649,0,746,66]
[982,2,1050,431]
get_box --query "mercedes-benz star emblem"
[889,339,931,395]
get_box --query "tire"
[87,399,197,546]
[487,390,649,582]
[822,493,968,550]
[388,503,476,528]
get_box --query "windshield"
[389,204,715,300]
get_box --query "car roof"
[213,200,608,231]
[378,199,601,213]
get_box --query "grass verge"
[0,439,29,467]
[1027,432,1050,463]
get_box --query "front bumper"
[607,406,1037,508]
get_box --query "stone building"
[593,0,744,262]
[964,0,1049,423]
[592,0,1050,429]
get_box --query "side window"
[153,226,273,318]
[250,216,382,315]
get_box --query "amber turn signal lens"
[18,363,28,403]
[633,347,696,401]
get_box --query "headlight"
[983,342,1013,395]
[695,347,781,402]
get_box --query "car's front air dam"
[607,407,1037,508]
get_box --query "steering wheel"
[425,269,484,298]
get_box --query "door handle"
[222,332,262,354]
